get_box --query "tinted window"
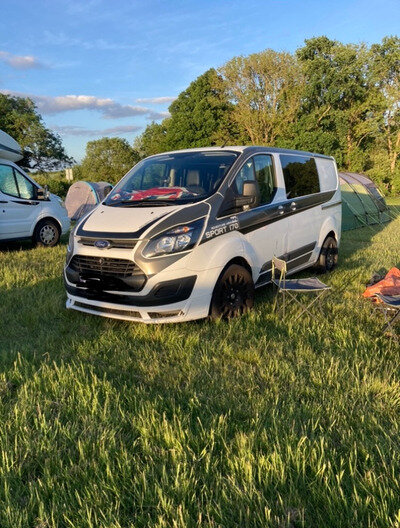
[254,155,275,204]
[0,165,19,197]
[14,169,35,200]
[280,155,320,198]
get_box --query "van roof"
[147,146,334,161]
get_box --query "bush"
[34,172,71,199]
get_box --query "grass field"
[0,199,400,528]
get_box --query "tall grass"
[0,200,399,527]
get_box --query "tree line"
[1,35,399,194]
[135,35,400,194]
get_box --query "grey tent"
[339,172,390,231]
[65,181,112,220]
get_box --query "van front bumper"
[65,272,214,323]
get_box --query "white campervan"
[0,130,70,246]
[64,147,341,323]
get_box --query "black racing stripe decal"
[288,242,316,262]
[76,212,169,239]
[239,191,336,236]
[146,202,210,239]
[256,244,317,285]
[287,251,314,271]
[200,190,336,243]
[0,142,22,156]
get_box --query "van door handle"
[278,205,284,215]
[290,201,297,211]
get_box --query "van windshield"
[105,151,238,206]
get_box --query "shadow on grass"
[0,234,69,253]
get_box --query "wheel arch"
[317,217,340,251]
[220,256,252,276]
[208,257,254,317]
[34,215,62,235]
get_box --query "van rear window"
[280,155,320,198]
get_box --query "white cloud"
[0,90,170,120]
[136,96,177,104]
[0,51,45,70]
[51,124,142,137]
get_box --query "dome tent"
[339,172,390,231]
[65,181,112,220]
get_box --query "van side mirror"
[37,185,50,200]
[234,180,260,209]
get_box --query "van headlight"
[66,225,77,261]
[142,218,205,258]
[67,228,75,253]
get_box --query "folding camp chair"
[271,256,331,322]
[374,293,400,338]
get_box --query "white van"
[0,130,70,246]
[64,147,341,323]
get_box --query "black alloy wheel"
[315,236,338,273]
[210,264,255,319]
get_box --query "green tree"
[219,49,304,146]
[166,68,240,149]
[295,36,380,170]
[80,137,140,184]
[133,121,169,158]
[0,94,72,171]
[368,36,400,193]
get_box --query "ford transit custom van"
[64,147,341,322]
[0,130,70,246]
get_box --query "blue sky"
[1,0,399,162]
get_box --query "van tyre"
[210,264,254,319]
[33,219,60,247]
[315,236,338,273]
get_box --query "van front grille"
[70,255,136,277]
[78,237,138,249]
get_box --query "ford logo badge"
[94,240,110,249]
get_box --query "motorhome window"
[254,155,275,204]
[0,164,19,197]
[280,155,320,198]
[13,169,35,200]
[105,151,238,205]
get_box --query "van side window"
[234,159,255,194]
[280,155,320,198]
[0,165,19,197]
[234,155,275,206]
[13,169,36,200]
[254,155,275,204]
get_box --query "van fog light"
[148,310,184,319]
